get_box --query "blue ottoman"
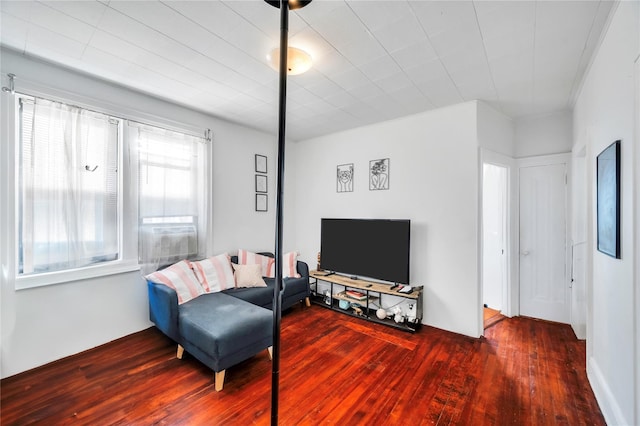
[177,292,273,391]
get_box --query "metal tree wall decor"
[264,1,312,424]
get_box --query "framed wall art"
[369,158,389,190]
[596,140,621,258]
[255,154,267,174]
[256,174,267,193]
[336,163,354,193]
[256,193,268,212]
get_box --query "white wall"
[635,23,640,426]
[515,110,572,158]
[477,101,515,157]
[290,102,481,338]
[0,49,277,378]
[572,2,639,425]
[211,123,279,255]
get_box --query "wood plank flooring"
[483,307,507,329]
[1,304,604,425]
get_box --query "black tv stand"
[309,270,423,332]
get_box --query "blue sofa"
[147,253,310,391]
[225,253,310,310]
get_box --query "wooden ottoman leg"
[214,370,226,392]
[305,297,311,307]
[177,345,184,359]
[268,346,273,360]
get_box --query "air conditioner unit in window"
[140,223,197,265]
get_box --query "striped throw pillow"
[191,253,235,293]
[237,249,275,278]
[266,251,301,279]
[283,251,301,278]
[146,260,204,304]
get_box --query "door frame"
[479,149,516,336]
[517,153,572,323]
[571,146,587,339]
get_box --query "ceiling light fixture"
[267,47,312,75]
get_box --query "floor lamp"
[264,1,312,425]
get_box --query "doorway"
[482,160,510,330]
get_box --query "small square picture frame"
[255,154,267,174]
[256,193,268,212]
[255,174,267,193]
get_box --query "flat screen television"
[320,218,410,284]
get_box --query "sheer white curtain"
[132,122,208,274]
[19,97,119,274]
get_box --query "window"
[17,96,120,275]
[133,122,208,272]
[13,91,210,285]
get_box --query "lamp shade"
[268,47,312,76]
[264,0,312,10]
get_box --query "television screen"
[320,218,410,284]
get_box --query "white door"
[519,161,569,323]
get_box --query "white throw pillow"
[146,260,204,304]
[191,253,235,293]
[232,263,267,288]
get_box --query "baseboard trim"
[587,355,630,426]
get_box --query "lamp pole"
[271,0,288,423]
[263,1,312,425]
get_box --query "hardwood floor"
[1,304,604,425]
[483,307,506,329]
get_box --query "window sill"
[15,260,141,290]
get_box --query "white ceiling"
[0,0,614,141]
